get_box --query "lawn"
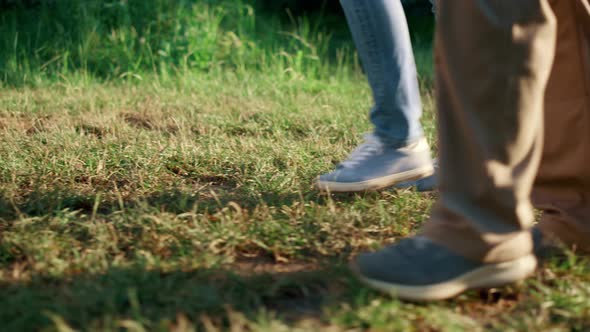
[0,1,589,331]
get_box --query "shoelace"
[339,133,384,169]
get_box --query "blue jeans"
[340,0,424,148]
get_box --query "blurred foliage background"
[0,0,434,87]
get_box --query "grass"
[0,1,589,331]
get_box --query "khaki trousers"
[422,0,590,263]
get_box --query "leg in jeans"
[341,0,424,147]
[351,0,567,301]
[317,0,434,192]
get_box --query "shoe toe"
[317,171,339,183]
[318,169,356,184]
[354,250,405,284]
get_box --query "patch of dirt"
[233,258,319,276]
[122,112,180,134]
[123,112,156,130]
[454,287,523,321]
[231,257,335,323]
[26,115,57,135]
[75,124,109,139]
[197,174,236,187]
[0,114,58,135]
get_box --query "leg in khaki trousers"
[351,0,589,301]
[423,0,590,261]
[533,0,590,251]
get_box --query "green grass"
[1,1,589,331]
[0,0,359,87]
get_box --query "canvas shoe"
[394,160,438,192]
[316,134,435,192]
[351,236,537,301]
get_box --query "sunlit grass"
[0,1,588,331]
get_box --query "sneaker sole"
[316,166,435,192]
[352,254,537,301]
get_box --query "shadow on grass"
[0,262,361,331]
[0,258,537,331]
[0,183,387,221]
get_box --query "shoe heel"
[470,254,537,289]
